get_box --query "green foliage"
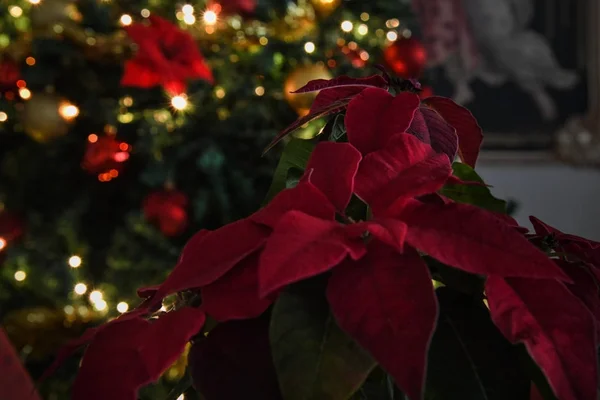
[440,163,507,213]
[270,280,376,400]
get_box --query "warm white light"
[64,305,74,315]
[183,14,196,24]
[341,21,353,32]
[182,4,194,15]
[9,6,23,17]
[159,305,167,312]
[58,102,79,120]
[19,88,31,100]
[89,290,103,303]
[74,283,87,295]
[14,270,26,282]
[120,14,133,26]
[68,255,82,268]
[386,31,398,41]
[0,237,6,250]
[170,95,188,110]
[304,42,315,54]
[94,299,108,311]
[177,394,185,400]
[116,302,129,313]
[0,112,7,122]
[254,86,265,96]
[203,10,218,25]
[357,24,368,35]
[28,0,41,4]
[141,9,150,18]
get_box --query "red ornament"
[0,60,20,91]
[143,190,188,237]
[121,16,213,95]
[82,134,131,181]
[383,37,427,79]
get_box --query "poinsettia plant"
[45,71,599,400]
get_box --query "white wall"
[477,157,600,240]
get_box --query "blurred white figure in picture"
[412,0,578,120]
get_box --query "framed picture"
[415,0,592,155]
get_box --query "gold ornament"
[29,0,81,31]
[2,306,100,361]
[310,0,342,18]
[21,93,77,142]
[284,63,333,116]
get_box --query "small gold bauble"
[2,307,99,361]
[283,63,333,116]
[310,0,342,18]
[21,93,75,143]
[30,0,80,30]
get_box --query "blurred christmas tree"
[0,0,424,397]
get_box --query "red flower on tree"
[121,16,214,94]
[47,72,599,400]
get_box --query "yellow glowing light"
[386,31,398,41]
[214,87,226,99]
[0,237,6,250]
[360,12,370,21]
[183,14,196,24]
[14,270,26,282]
[160,305,167,312]
[254,86,265,96]
[259,37,268,46]
[0,112,7,122]
[116,301,129,313]
[68,255,82,268]
[357,24,368,35]
[64,305,74,315]
[58,102,80,120]
[120,14,133,26]
[9,6,23,17]
[341,21,353,32]
[29,0,41,4]
[170,94,188,110]
[74,283,88,295]
[304,42,316,54]
[122,96,133,106]
[89,290,103,303]
[19,88,31,100]
[94,299,108,311]
[203,10,218,25]
[141,9,150,18]
[182,4,194,15]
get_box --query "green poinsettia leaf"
[329,114,347,142]
[270,280,376,400]
[264,138,315,203]
[425,288,529,400]
[440,163,507,213]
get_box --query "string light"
[14,271,26,282]
[74,283,88,295]
[28,0,41,4]
[357,24,368,35]
[116,302,129,313]
[120,14,133,26]
[386,31,398,41]
[0,237,6,250]
[203,9,218,25]
[9,6,23,17]
[25,57,35,66]
[68,255,82,268]
[214,87,226,99]
[58,102,79,120]
[19,88,31,100]
[94,299,108,311]
[64,305,74,315]
[254,86,265,96]
[141,9,150,18]
[0,112,7,122]
[177,395,185,400]
[170,94,188,111]
[340,21,353,32]
[183,14,196,25]
[89,290,103,303]
[182,5,194,15]
[360,12,370,21]
[304,42,316,53]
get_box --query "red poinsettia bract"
[52,75,598,400]
[122,15,213,94]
